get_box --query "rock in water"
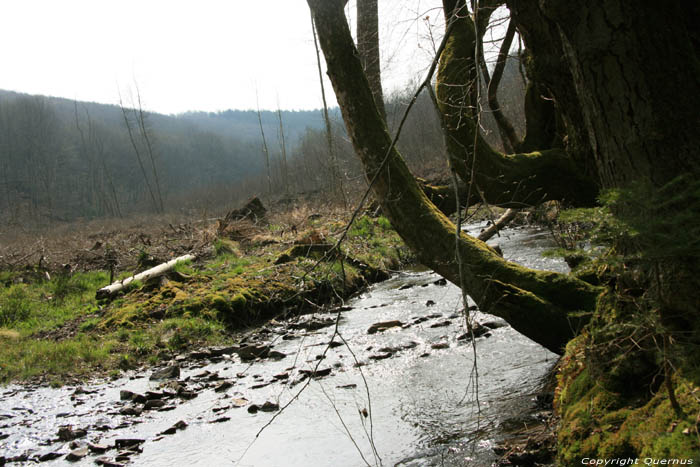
[149,365,180,381]
[66,447,88,462]
[367,321,403,334]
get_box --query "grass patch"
[0,210,410,384]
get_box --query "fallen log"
[477,208,518,242]
[96,254,195,300]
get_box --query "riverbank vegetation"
[0,207,412,384]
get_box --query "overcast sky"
[0,0,449,115]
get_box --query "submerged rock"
[158,420,188,435]
[57,426,87,441]
[235,344,272,361]
[367,320,403,334]
[65,447,88,462]
[260,401,280,412]
[95,457,125,467]
[149,365,180,381]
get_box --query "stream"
[1,224,566,466]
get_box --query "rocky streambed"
[0,224,566,466]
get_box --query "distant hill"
[0,89,329,222]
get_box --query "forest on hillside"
[0,56,524,227]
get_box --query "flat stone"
[119,405,142,416]
[65,447,88,461]
[231,398,249,408]
[144,399,166,410]
[214,381,233,393]
[369,352,393,360]
[430,320,452,328]
[260,401,279,412]
[95,457,125,467]
[57,426,87,441]
[235,344,271,361]
[149,365,180,381]
[430,342,449,350]
[209,346,237,357]
[299,368,332,378]
[114,438,145,449]
[88,443,111,454]
[159,420,187,435]
[37,451,63,462]
[482,320,507,330]
[367,320,403,334]
[209,416,230,423]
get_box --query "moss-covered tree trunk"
[307,0,601,355]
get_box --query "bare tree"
[311,12,347,207]
[118,90,162,214]
[255,89,272,195]
[276,98,289,196]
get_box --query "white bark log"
[477,208,518,242]
[96,254,194,300]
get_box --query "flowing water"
[0,224,566,466]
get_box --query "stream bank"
[0,213,410,384]
[1,223,566,466]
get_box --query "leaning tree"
[308,0,700,460]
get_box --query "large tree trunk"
[307,0,601,354]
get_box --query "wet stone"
[260,401,280,412]
[159,420,187,435]
[367,320,403,334]
[114,438,145,449]
[209,416,230,423]
[267,350,286,360]
[119,405,142,416]
[57,426,87,441]
[145,391,168,400]
[144,399,166,410]
[149,365,180,381]
[88,442,111,454]
[430,320,452,328]
[482,320,507,329]
[235,344,271,361]
[95,457,125,467]
[37,451,63,462]
[65,446,89,462]
[214,381,234,393]
[369,352,393,360]
[299,368,332,378]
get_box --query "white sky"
[0,0,449,115]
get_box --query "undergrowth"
[0,213,408,384]
[550,176,700,461]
